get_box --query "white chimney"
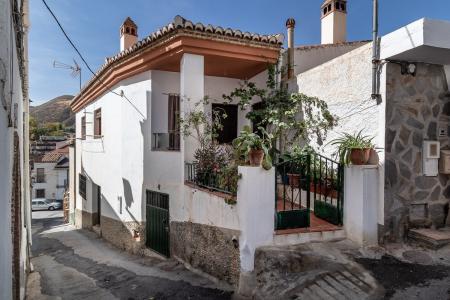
[321,0,347,44]
[120,17,138,52]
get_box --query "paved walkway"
[27,211,233,300]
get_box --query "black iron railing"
[275,151,344,230]
[185,162,235,195]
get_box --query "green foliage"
[29,117,66,140]
[330,130,374,165]
[223,65,337,153]
[179,96,227,148]
[232,125,273,170]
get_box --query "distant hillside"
[30,95,75,126]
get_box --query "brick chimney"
[120,17,138,52]
[321,0,347,44]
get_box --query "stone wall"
[171,221,240,286]
[384,63,450,241]
[100,215,145,255]
[75,209,94,230]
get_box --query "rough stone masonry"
[384,63,450,241]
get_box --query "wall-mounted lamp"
[401,63,417,76]
[387,60,417,77]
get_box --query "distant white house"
[32,144,69,200]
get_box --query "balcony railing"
[152,132,180,151]
[185,162,234,195]
[36,175,46,183]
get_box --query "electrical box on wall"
[422,141,440,176]
[439,150,450,174]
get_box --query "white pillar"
[180,53,204,163]
[344,165,379,246]
[237,166,275,271]
[236,166,275,296]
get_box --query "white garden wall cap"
[72,15,283,110]
[346,164,378,169]
[380,18,450,65]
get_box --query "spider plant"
[330,130,374,165]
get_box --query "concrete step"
[253,241,381,299]
[293,270,376,300]
[273,229,346,246]
[408,228,450,249]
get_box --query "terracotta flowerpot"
[287,173,300,188]
[367,148,379,165]
[249,149,264,166]
[349,148,371,165]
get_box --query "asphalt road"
[27,211,233,300]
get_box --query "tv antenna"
[53,59,82,90]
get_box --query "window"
[94,108,102,138]
[168,95,180,150]
[36,168,45,183]
[81,116,86,140]
[79,174,87,199]
[212,104,238,144]
[36,189,45,198]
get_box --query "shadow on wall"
[139,90,152,222]
[123,178,134,209]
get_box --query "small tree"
[179,96,226,148]
[223,65,337,156]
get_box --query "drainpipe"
[286,18,296,79]
[371,0,381,103]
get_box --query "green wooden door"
[145,190,170,257]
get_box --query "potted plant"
[330,130,374,165]
[233,126,272,169]
[281,145,314,189]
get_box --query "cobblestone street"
[27,211,233,300]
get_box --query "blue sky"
[29,0,450,105]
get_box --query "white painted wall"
[69,145,75,221]
[344,166,379,246]
[0,0,30,298]
[75,71,151,223]
[176,186,240,230]
[291,42,368,76]
[296,43,379,157]
[237,166,275,272]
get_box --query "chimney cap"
[120,17,138,37]
[286,18,296,29]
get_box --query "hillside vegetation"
[30,95,74,126]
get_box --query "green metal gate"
[145,190,170,257]
[275,151,344,230]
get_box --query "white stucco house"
[32,144,69,201]
[70,14,286,287]
[0,0,32,299]
[287,0,450,245]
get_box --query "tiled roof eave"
[72,28,282,108]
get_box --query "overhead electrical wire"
[41,0,145,118]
